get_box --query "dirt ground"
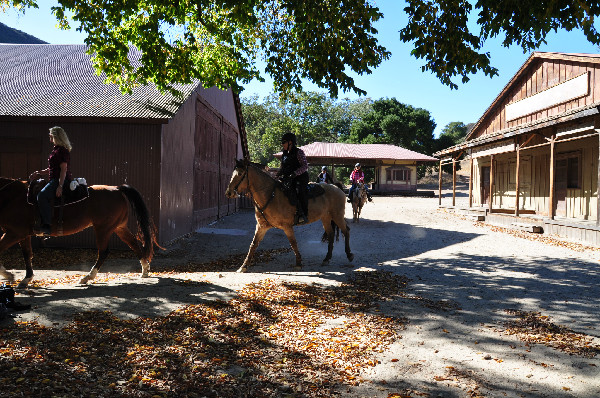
[1,182,599,398]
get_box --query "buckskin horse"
[0,177,159,288]
[351,182,368,223]
[225,159,353,272]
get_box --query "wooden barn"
[0,44,248,247]
[276,142,437,193]
[435,52,600,245]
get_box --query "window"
[556,151,581,189]
[567,156,580,189]
[386,167,411,182]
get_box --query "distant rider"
[317,166,334,184]
[347,163,372,203]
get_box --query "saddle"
[27,178,90,236]
[280,181,326,206]
[27,178,89,206]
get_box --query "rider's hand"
[56,185,63,198]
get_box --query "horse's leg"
[237,224,270,273]
[16,237,34,288]
[282,226,302,270]
[114,227,150,277]
[320,219,334,266]
[0,231,22,285]
[335,215,354,263]
[79,227,112,284]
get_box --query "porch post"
[438,159,442,205]
[549,134,556,220]
[452,157,456,207]
[489,154,494,213]
[469,156,473,208]
[515,144,521,217]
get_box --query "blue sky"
[2,1,599,136]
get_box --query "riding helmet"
[355,163,361,168]
[281,132,297,145]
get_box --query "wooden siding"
[472,59,600,140]
[159,92,196,243]
[160,89,243,244]
[471,136,598,219]
[0,120,162,248]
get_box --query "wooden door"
[193,100,222,228]
[481,166,490,205]
[554,158,568,217]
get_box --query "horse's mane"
[247,162,279,181]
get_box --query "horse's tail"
[321,220,342,242]
[117,185,161,262]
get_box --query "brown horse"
[0,177,159,288]
[351,182,368,223]
[225,159,353,272]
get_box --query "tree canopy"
[0,0,388,96]
[348,98,436,156]
[3,1,600,96]
[241,92,371,167]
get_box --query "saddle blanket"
[27,178,89,206]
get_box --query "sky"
[2,1,600,137]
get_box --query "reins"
[238,164,277,227]
[0,178,18,193]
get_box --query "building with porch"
[435,52,600,245]
[277,142,437,193]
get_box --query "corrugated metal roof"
[0,44,199,119]
[277,142,437,161]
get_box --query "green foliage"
[4,0,600,94]
[400,0,600,89]
[241,92,372,167]
[1,0,389,97]
[348,98,436,154]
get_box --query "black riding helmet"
[281,132,297,145]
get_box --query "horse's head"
[225,159,250,198]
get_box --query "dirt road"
[2,191,599,398]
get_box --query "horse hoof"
[17,278,31,289]
[236,266,248,273]
[141,272,150,278]
[293,265,302,271]
[321,261,329,266]
[347,253,354,262]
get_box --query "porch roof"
[275,142,437,166]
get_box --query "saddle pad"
[306,183,325,199]
[27,179,89,206]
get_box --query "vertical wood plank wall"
[472,58,600,141]
[470,136,598,220]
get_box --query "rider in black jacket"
[277,132,309,225]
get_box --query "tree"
[3,1,600,96]
[349,98,436,155]
[347,98,436,178]
[0,0,389,96]
[400,0,600,89]
[241,92,367,167]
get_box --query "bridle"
[233,163,276,226]
[0,178,17,193]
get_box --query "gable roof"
[0,44,198,120]
[466,51,600,141]
[276,142,437,162]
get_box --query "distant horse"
[0,177,160,288]
[351,182,368,223]
[225,159,353,272]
